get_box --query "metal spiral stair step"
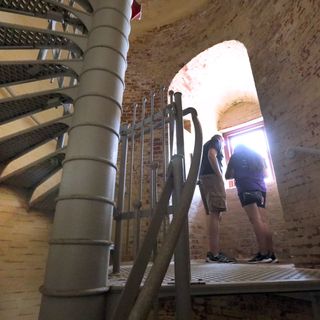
[0,147,66,192]
[0,60,81,87]
[29,184,59,212]
[0,0,91,31]
[0,21,87,55]
[0,86,77,125]
[0,114,72,165]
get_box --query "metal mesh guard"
[0,24,78,51]
[0,0,86,28]
[0,123,68,163]
[0,93,72,124]
[3,153,65,190]
[0,63,78,86]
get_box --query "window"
[222,119,274,188]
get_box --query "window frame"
[222,120,275,188]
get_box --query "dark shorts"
[238,191,266,208]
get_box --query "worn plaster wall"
[218,101,262,130]
[124,0,320,264]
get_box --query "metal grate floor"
[108,261,320,296]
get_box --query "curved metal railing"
[112,103,203,320]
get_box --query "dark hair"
[233,144,264,172]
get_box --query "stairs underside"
[30,184,60,212]
[0,115,71,165]
[0,0,90,211]
[0,89,75,124]
[0,148,65,192]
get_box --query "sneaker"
[269,252,279,263]
[206,252,236,263]
[248,252,272,264]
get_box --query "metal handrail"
[129,108,202,320]
[111,107,202,320]
[111,169,174,320]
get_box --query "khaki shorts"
[199,174,227,214]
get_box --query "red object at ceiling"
[131,0,142,20]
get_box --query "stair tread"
[0,21,86,54]
[1,148,65,191]
[0,60,79,87]
[0,115,71,164]
[29,184,59,212]
[0,87,75,125]
[0,0,88,29]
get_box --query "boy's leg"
[243,203,268,254]
[208,211,221,255]
[259,207,274,253]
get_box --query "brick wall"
[0,186,52,320]
[123,0,320,265]
[1,1,320,319]
[157,294,313,320]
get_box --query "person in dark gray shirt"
[199,134,235,263]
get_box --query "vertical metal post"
[150,93,158,259]
[161,88,168,237]
[173,92,192,320]
[113,128,129,274]
[168,91,175,159]
[133,99,145,256]
[127,104,137,256]
[39,1,133,319]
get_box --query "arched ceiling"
[169,40,260,139]
[131,0,210,39]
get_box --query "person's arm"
[208,147,223,180]
[225,158,234,179]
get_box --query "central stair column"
[39,1,133,319]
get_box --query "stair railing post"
[113,126,129,274]
[172,92,192,320]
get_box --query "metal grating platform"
[0,61,79,87]
[0,90,74,125]
[108,262,320,296]
[0,22,86,54]
[0,116,71,164]
[0,148,65,191]
[0,0,87,30]
[29,185,59,212]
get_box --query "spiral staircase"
[0,0,90,212]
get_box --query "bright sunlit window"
[223,120,274,188]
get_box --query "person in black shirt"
[199,134,235,263]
